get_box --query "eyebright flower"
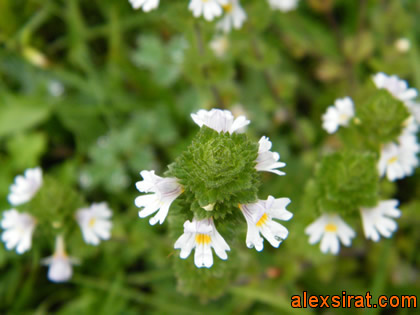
[360,200,401,242]
[322,97,355,134]
[135,170,184,225]
[191,108,250,134]
[239,196,292,251]
[378,143,407,181]
[189,0,228,21]
[255,136,286,175]
[129,0,159,12]
[305,214,356,255]
[217,0,247,33]
[76,203,113,246]
[209,35,229,57]
[1,209,36,254]
[8,167,43,206]
[394,38,411,53]
[174,218,230,268]
[373,73,418,104]
[268,0,299,12]
[42,235,78,283]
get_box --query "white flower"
[255,136,286,175]
[135,170,183,225]
[360,200,401,242]
[189,0,228,21]
[378,143,407,181]
[76,203,113,246]
[216,0,247,33]
[1,209,36,254]
[191,108,250,134]
[305,214,356,255]
[373,73,418,103]
[174,217,230,268]
[42,236,78,283]
[48,80,64,97]
[398,132,419,176]
[239,196,292,251]
[394,38,411,53]
[8,167,43,206]
[129,0,159,12]
[322,97,355,134]
[406,101,420,124]
[268,0,299,12]
[209,35,229,57]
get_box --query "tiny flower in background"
[217,0,247,33]
[398,132,420,176]
[135,170,184,225]
[239,196,292,251]
[129,0,159,12]
[8,167,43,206]
[373,73,418,104]
[394,38,411,53]
[189,0,228,21]
[378,143,406,181]
[268,0,299,12]
[322,97,355,134]
[174,218,230,268]
[191,108,250,134]
[255,136,286,176]
[1,209,36,254]
[305,214,356,255]
[360,200,401,242]
[209,35,229,57]
[42,235,78,283]
[48,80,65,97]
[76,203,113,246]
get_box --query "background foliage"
[0,0,419,313]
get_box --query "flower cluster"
[311,72,418,254]
[135,108,292,268]
[374,73,419,181]
[1,168,113,282]
[129,0,299,32]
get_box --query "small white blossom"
[255,136,286,175]
[42,236,78,283]
[209,35,229,57]
[189,0,228,21]
[239,196,292,251]
[406,101,420,124]
[322,97,355,134]
[378,142,411,181]
[1,209,36,254]
[8,167,43,206]
[394,38,411,53]
[268,0,299,12]
[305,214,356,255]
[129,0,159,12]
[398,132,419,176]
[373,73,418,103]
[135,170,183,225]
[76,203,113,246]
[48,80,64,97]
[217,0,247,33]
[174,217,230,268]
[191,108,250,134]
[360,200,401,242]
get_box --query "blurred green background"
[0,0,419,313]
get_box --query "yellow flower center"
[89,217,96,228]
[222,3,233,13]
[195,234,211,245]
[387,156,398,165]
[324,223,337,232]
[256,213,268,227]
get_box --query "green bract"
[309,151,379,215]
[166,126,260,220]
[356,89,410,146]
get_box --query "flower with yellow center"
[305,214,355,255]
[378,143,406,182]
[76,202,113,246]
[174,218,230,268]
[322,97,355,134]
[217,0,247,33]
[239,196,292,252]
[1,209,36,254]
[189,0,228,21]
